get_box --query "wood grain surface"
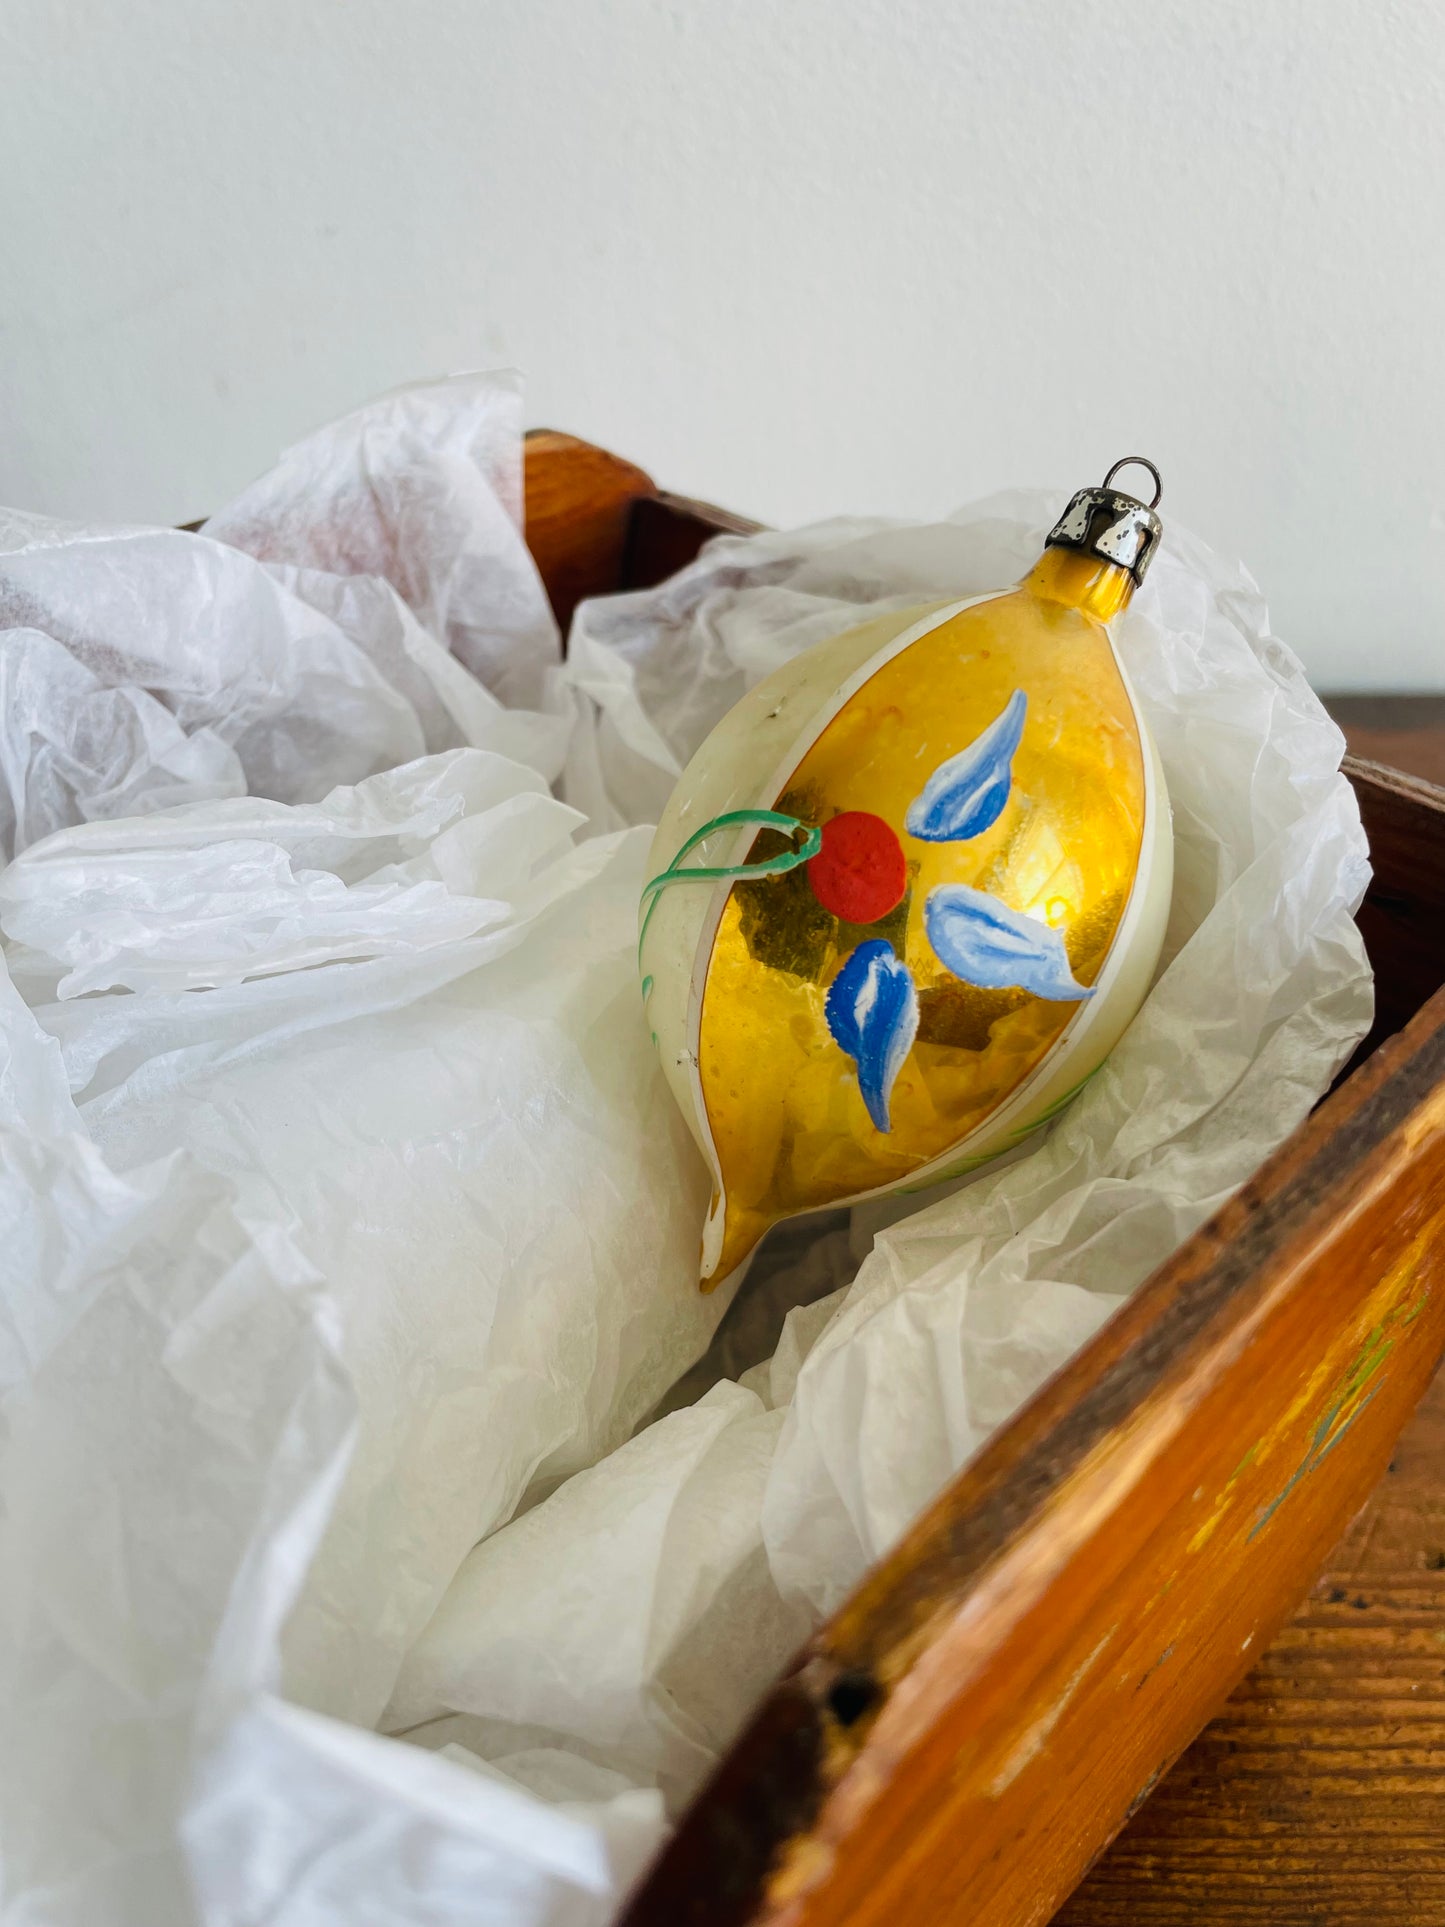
[1053,1361,1445,1924]
[1333,756,1445,1083]
[1326,697,1445,790]
[521,428,655,632]
[1054,704,1445,1927]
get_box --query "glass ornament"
[639,461,1174,1287]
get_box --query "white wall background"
[3,0,1444,689]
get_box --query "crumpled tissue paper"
[0,370,565,863]
[388,493,1374,1892]
[0,383,1372,1927]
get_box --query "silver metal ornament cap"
[1046,456,1163,585]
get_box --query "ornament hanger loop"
[1101,456,1162,510]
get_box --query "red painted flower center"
[808,812,907,924]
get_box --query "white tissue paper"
[0,378,1372,1927]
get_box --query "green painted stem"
[637,808,821,969]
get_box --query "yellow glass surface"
[698,550,1146,1277]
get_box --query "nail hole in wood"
[827,1668,882,1728]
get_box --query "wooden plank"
[1327,696,1445,789]
[621,490,763,592]
[1348,758,1445,1062]
[1054,1356,1445,1924]
[1054,731,1445,1926]
[522,429,657,633]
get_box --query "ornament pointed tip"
[698,1190,773,1292]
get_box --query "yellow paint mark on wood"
[1189,1238,1435,1556]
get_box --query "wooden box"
[523,432,1445,1927]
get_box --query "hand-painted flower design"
[824,939,919,1133]
[821,685,1096,1132]
[641,686,1101,1139]
[924,885,1093,1001]
[905,689,1027,842]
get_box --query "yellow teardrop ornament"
[640,466,1175,1288]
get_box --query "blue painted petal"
[905,689,1027,842]
[825,939,919,1132]
[924,885,1094,1002]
